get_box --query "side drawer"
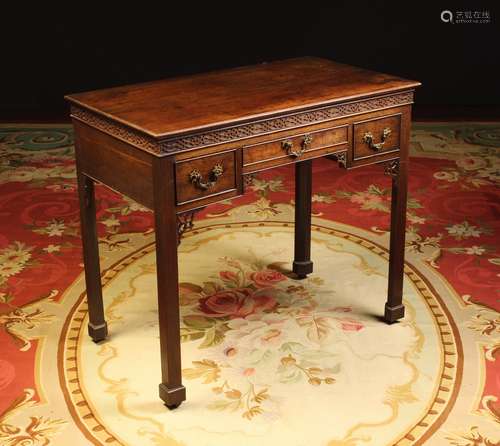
[243,124,348,173]
[175,150,237,205]
[353,114,401,160]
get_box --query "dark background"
[1,3,499,120]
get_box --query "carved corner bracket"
[331,151,348,169]
[177,209,203,245]
[384,159,400,178]
[244,174,255,189]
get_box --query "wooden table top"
[65,57,420,139]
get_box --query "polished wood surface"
[68,57,420,409]
[74,141,108,342]
[243,123,348,171]
[65,57,419,138]
[153,156,186,408]
[74,120,154,208]
[347,105,410,169]
[385,109,412,322]
[353,114,401,159]
[293,160,313,279]
[175,150,237,205]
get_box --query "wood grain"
[175,150,237,205]
[244,124,348,167]
[153,156,186,408]
[353,114,401,160]
[74,137,108,342]
[293,160,313,279]
[66,57,420,139]
[73,120,154,209]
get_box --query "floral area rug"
[0,123,499,445]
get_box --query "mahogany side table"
[65,57,420,408]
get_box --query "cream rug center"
[61,223,459,446]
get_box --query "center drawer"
[243,124,348,173]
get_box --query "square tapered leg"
[385,157,408,323]
[153,156,186,409]
[76,147,108,343]
[293,160,313,279]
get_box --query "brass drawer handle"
[188,163,224,190]
[363,127,392,151]
[282,134,313,158]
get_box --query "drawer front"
[175,151,237,205]
[353,114,400,160]
[243,124,348,172]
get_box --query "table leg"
[153,157,186,409]
[293,159,313,279]
[384,159,408,323]
[76,172,108,342]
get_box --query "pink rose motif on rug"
[248,270,287,288]
[198,287,277,319]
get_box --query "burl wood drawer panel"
[175,150,237,205]
[353,113,401,160]
[243,124,348,173]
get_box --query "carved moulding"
[70,91,414,155]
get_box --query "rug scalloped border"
[58,221,463,446]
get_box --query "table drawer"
[243,124,348,171]
[353,114,400,160]
[175,151,237,205]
